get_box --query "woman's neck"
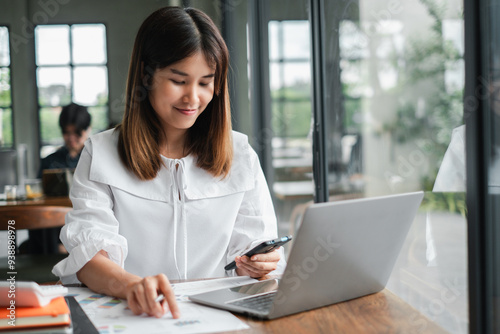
[159,130,188,159]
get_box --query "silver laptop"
[189,191,424,319]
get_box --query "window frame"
[0,24,15,149]
[34,22,110,149]
[269,20,312,140]
[248,0,275,189]
[464,0,497,332]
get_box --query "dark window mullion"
[277,21,286,139]
[464,0,494,332]
[248,0,274,189]
[309,0,328,203]
[69,24,74,103]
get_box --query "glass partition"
[243,0,313,240]
[319,0,467,331]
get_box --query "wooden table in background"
[0,196,72,208]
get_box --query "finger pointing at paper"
[126,274,180,319]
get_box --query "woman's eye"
[171,80,185,85]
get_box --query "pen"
[155,294,165,303]
[155,284,176,303]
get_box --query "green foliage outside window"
[379,0,464,190]
[1,108,12,147]
[0,68,11,107]
[271,84,311,138]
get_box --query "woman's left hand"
[235,249,280,278]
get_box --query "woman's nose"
[183,85,199,105]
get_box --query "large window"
[336,11,464,196]
[34,23,109,156]
[268,19,314,236]
[241,0,467,331]
[269,20,311,142]
[319,1,467,332]
[0,26,13,148]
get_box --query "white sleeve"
[52,140,128,284]
[226,147,286,276]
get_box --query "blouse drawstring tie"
[170,159,188,280]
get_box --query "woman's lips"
[176,108,198,116]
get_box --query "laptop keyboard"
[227,291,276,312]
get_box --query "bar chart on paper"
[98,324,127,334]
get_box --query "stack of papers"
[66,276,258,334]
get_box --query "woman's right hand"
[126,274,180,319]
[77,251,180,318]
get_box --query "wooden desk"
[166,278,447,333]
[228,289,446,333]
[0,196,72,208]
[63,279,447,333]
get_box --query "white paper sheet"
[66,276,257,334]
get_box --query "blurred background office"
[1,0,499,332]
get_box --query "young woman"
[53,7,284,319]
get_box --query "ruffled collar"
[88,129,253,202]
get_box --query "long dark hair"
[117,6,232,180]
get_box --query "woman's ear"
[141,61,154,89]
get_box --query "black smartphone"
[224,235,292,271]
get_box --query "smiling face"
[148,52,215,139]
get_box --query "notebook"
[0,296,70,330]
[189,191,424,319]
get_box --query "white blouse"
[52,129,285,284]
